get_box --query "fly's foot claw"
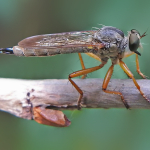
[124,102,130,109]
[77,103,83,110]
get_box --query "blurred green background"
[0,0,150,150]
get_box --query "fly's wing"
[19,31,96,49]
[14,31,104,56]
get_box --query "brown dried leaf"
[33,107,71,127]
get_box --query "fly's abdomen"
[13,46,48,56]
[13,46,92,57]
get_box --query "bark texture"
[0,78,150,120]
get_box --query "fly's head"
[128,29,147,56]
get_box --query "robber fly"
[0,26,148,109]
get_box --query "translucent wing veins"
[18,31,97,49]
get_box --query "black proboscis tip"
[134,50,141,56]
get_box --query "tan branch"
[0,78,150,120]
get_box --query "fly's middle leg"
[102,64,129,108]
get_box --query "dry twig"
[0,78,150,120]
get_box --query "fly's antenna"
[140,28,148,39]
[0,47,14,54]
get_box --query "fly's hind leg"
[69,62,106,109]
[78,52,103,79]
[78,53,86,79]
[102,64,129,108]
[78,43,105,79]
[119,59,149,103]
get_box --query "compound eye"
[129,30,141,56]
[131,29,140,36]
[131,30,135,33]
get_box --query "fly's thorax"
[93,26,128,64]
[93,26,124,43]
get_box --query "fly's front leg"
[102,64,129,108]
[69,63,106,109]
[78,53,86,79]
[135,54,146,79]
[123,52,146,78]
[119,59,149,103]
